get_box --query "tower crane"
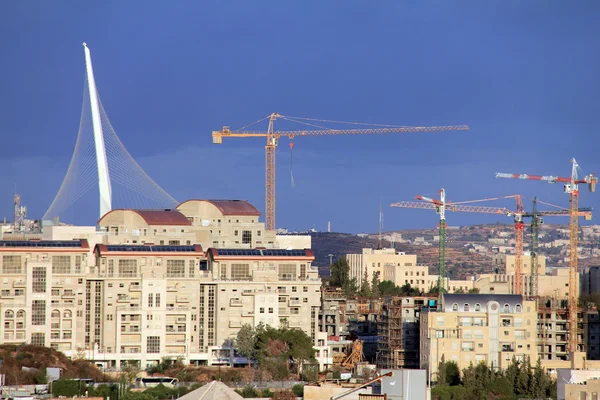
[213,113,470,231]
[391,190,591,294]
[496,159,598,354]
[391,189,516,292]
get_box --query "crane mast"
[496,158,598,354]
[214,113,470,231]
[530,198,540,297]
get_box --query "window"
[189,260,195,277]
[269,308,273,313]
[231,264,251,281]
[147,336,160,353]
[1,289,10,296]
[148,294,153,307]
[51,289,60,296]
[220,264,227,280]
[5,310,14,319]
[2,255,22,274]
[303,286,308,292]
[452,303,458,312]
[118,259,137,277]
[257,231,261,236]
[167,260,185,278]
[156,294,161,307]
[14,289,23,296]
[242,231,252,244]
[475,303,481,312]
[169,240,180,245]
[63,310,71,318]
[31,332,45,346]
[515,304,522,313]
[32,300,46,326]
[290,307,299,315]
[279,264,296,281]
[107,314,113,321]
[464,303,470,312]
[504,304,510,313]
[234,230,239,236]
[32,267,47,293]
[260,308,265,313]
[52,255,71,274]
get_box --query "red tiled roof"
[177,200,261,216]
[99,209,191,226]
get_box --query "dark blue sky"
[1,1,599,233]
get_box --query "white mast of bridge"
[83,42,112,218]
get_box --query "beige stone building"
[0,200,329,371]
[474,268,574,300]
[0,240,90,353]
[347,248,433,292]
[420,294,537,381]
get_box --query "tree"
[360,269,372,297]
[532,358,550,398]
[378,280,397,296]
[371,272,381,298]
[468,288,480,294]
[445,361,460,386]
[235,324,256,367]
[437,355,447,385]
[344,277,358,296]
[329,258,350,287]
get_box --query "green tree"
[371,272,381,298]
[516,356,532,396]
[344,277,358,296]
[360,269,372,297]
[445,361,461,386]
[467,288,480,294]
[378,280,398,296]
[437,355,447,385]
[532,358,550,398]
[235,324,256,366]
[329,258,350,287]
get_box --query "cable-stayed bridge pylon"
[43,43,178,223]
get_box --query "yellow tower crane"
[213,113,469,231]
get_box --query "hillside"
[0,345,108,385]
[310,232,494,279]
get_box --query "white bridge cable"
[44,70,178,223]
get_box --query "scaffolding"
[376,297,426,369]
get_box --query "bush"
[261,388,274,397]
[292,383,304,397]
[239,385,259,398]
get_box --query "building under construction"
[537,297,587,361]
[376,296,436,369]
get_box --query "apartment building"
[377,296,435,369]
[580,266,600,296]
[346,248,432,292]
[0,199,328,371]
[474,268,573,299]
[0,240,90,353]
[420,294,537,381]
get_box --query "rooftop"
[177,199,261,216]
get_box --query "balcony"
[288,299,301,306]
[176,296,189,303]
[129,284,141,292]
[229,320,242,328]
[12,280,26,288]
